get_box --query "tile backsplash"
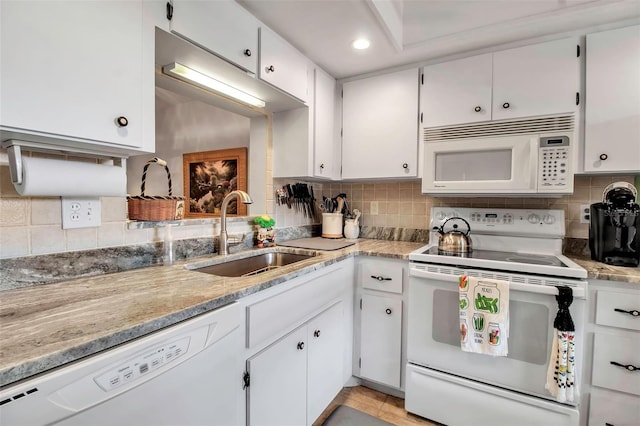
[0,165,636,259]
[321,175,638,240]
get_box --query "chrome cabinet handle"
[371,275,391,281]
[474,106,482,112]
[502,102,510,109]
[313,329,321,338]
[610,361,639,372]
[600,153,608,161]
[266,65,275,73]
[297,341,305,350]
[319,163,325,169]
[385,308,392,315]
[243,49,252,57]
[614,308,639,317]
[402,163,408,169]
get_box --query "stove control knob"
[527,214,540,224]
[542,214,556,225]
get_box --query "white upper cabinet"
[272,66,339,180]
[421,54,493,127]
[492,37,579,120]
[421,37,579,128]
[259,26,309,102]
[584,25,640,173]
[0,0,154,154]
[168,0,259,74]
[342,68,419,179]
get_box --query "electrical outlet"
[579,204,591,224]
[370,201,379,215]
[62,197,101,229]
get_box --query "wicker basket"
[127,157,185,221]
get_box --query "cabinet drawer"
[592,333,640,396]
[246,267,346,348]
[589,388,640,426]
[361,261,403,294]
[595,290,640,331]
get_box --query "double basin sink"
[187,251,316,277]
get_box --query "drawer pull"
[371,275,392,281]
[610,361,639,372]
[614,308,640,317]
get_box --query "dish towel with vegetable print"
[545,286,579,403]
[459,275,509,357]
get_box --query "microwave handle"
[410,268,586,299]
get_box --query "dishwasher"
[0,302,243,426]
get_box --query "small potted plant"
[254,215,276,248]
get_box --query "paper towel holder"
[2,140,126,186]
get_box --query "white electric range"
[406,207,587,426]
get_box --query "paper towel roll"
[14,156,126,196]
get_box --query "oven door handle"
[410,269,586,299]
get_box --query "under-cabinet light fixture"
[162,62,266,108]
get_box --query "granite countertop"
[0,239,423,388]
[569,256,640,283]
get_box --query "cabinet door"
[0,1,145,149]
[584,25,640,173]
[307,302,344,425]
[492,38,579,120]
[314,68,339,179]
[259,27,309,102]
[169,0,258,74]
[247,326,307,426]
[421,54,492,127]
[342,68,419,179]
[360,293,403,388]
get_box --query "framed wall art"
[182,148,248,218]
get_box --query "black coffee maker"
[590,182,640,267]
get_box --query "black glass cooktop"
[420,247,569,268]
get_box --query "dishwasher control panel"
[94,337,190,391]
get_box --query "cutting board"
[278,237,356,251]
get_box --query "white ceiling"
[238,0,640,79]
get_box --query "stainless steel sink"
[189,252,315,277]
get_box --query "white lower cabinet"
[247,301,344,426]
[243,259,354,426]
[360,293,402,388]
[354,257,406,390]
[584,280,640,426]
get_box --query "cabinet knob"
[319,163,325,169]
[502,102,510,109]
[313,329,321,338]
[297,341,305,350]
[402,163,408,169]
[266,65,275,73]
[243,49,252,57]
[610,361,639,372]
[599,153,608,161]
[614,308,639,316]
[115,116,128,127]
[474,106,482,112]
[385,308,392,315]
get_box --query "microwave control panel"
[538,136,571,190]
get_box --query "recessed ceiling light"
[352,38,371,50]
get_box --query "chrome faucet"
[219,190,253,256]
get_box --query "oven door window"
[432,289,549,365]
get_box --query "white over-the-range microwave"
[422,114,576,196]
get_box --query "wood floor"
[313,386,439,426]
